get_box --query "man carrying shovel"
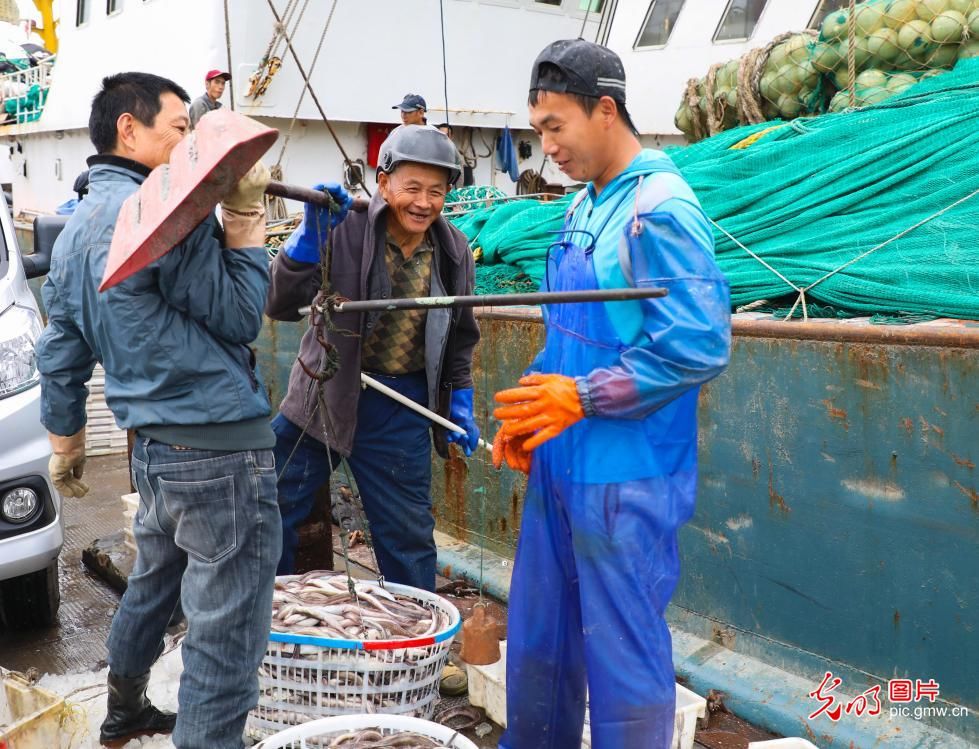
[36,72,281,748]
[266,125,480,593]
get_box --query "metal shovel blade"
[99,109,279,292]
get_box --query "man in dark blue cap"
[393,93,427,126]
[493,38,731,749]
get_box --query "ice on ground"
[37,643,182,749]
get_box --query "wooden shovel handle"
[266,181,370,212]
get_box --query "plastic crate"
[465,641,707,749]
[246,576,461,742]
[253,713,477,748]
[0,670,64,749]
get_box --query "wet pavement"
[0,454,130,676]
[0,451,505,748]
[0,450,771,749]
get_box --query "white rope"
[710,217,803,293]
[801,186,979,293]
[712,185,979,322]
[276,0,339,166]
[270,0,303,61]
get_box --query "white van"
[0,200,65,628]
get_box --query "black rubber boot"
[99,670,177,747]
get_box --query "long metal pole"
[266,181,370,212]
[323,286,668,314]
[360,373,492,454]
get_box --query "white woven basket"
[246,576,461,742]
[252,713,478,749]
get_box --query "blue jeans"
[272,371,436,591]
[107,438,282,749]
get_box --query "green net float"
[885,0,919,29]
[868,27,903,64]
[927,42,961,66]
[829,90,850,112]
[812,41,844,72]
[916,0,951,22]
[948,0,976,13]
[930,9,967,41]
[958,38,979,57]
[886,71,920,91]
[898,19,936,62]
[777,93,804,118]
[760,72,778,102]
[856,68,890,88]
[968,8,979,35]
[821,9,849,41]
[856,3,888,35]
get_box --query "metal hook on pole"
[360,373,492,454]
[299,286,669,317]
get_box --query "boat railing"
[0,57,55,126]
[442,191,564,216]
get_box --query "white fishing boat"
[0,0,851,214]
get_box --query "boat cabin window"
[533,0,604,8]
[107,0,121,13]
[713,0,768,42]
[76,0,90,26]
[809,0,850,29]
[635,0,686,49]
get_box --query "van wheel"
[0,559,60,629]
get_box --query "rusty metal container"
[255,308,978,744]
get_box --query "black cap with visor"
[529,39,628,104]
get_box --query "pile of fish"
[271,572,451,641]
[250,572,456,731]
[307,728,462,747]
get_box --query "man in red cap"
[189,69,231,129]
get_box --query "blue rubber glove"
[446,388,480,456]
[282,181,354,264]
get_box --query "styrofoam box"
[748,741,819,749]
[121,492,139,518]
[121,492,139,552]
[465,641,707,749]
[0,669,64,748]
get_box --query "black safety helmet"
[377,125,462,186]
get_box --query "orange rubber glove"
[492,426,532,474]
[493,373,585,451]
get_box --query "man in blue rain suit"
[492,40,731,749]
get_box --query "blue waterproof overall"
[500,154,731,749]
